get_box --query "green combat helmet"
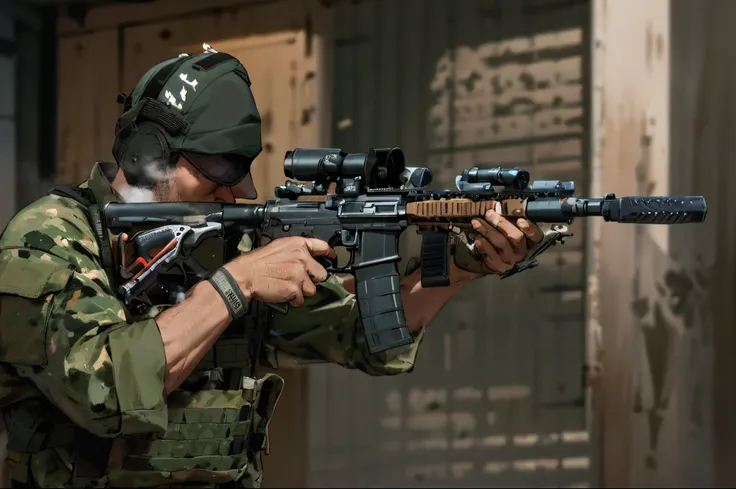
[113,44,262,196]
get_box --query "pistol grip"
[419,230,451,287]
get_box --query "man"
[0,50,542,488]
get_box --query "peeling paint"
[429,29,584,149]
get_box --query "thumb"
[304,238,337,259]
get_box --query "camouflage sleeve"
[0,195,168,438]
[264,275,426,376]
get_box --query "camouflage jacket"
[0,162,426,488]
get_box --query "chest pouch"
[105,373,283,489]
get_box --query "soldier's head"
[112,46,261,203]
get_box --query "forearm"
[397,269,475,333]
[156,280,232,394]
[266,275,425,376]
[340,264,477,334]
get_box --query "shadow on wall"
[629,228,712,479]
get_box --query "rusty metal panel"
[309,0,592,487]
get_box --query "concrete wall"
[592,0,728,486]
[670,0,736,486]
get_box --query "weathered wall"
[56,28,119,184]
[670,0,734,487]
[56,1,330,486]
[592,0,714,487]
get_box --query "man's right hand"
[223,236,336,307]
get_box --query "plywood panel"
[120,2,328,487]
[211,33,314,489]
[58,0,262,36]
[119,1,309,92]
[56,29,120,185]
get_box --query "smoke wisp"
[118,157,177,203]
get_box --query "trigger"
[175,262,188,281]
[317,256,338,272]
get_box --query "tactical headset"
[112,50,262,189]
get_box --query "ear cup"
[114,121,174,188]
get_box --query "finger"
[300,275,318,297]
[516,218,544,243]
[281,259,327,284]
[303,238,337,259]
[483,209,527,252]
[475,239,513,274]
[472,219,518,264]
[283,281,306,307]
[303,257,329,283]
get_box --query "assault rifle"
[104,147,708,354]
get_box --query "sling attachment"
[47,186,117,291]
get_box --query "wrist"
[191,279,231,324]
[208,266,251,320]
[222,261,253,303]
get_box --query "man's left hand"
[452,209,544,281]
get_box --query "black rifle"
[104,147,707,354]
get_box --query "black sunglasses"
[181,152,252,187]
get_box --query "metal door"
[308,0,593,486]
